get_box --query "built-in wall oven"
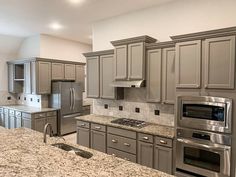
[177,96,232,133]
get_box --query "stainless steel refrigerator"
[50,82,82,135]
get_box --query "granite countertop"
[0,127,174,177]
[1,105,58,114]
[76,114,175,139]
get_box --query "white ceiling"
[0,0,174,44]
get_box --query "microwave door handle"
[177,138,231,151]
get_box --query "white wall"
[93,0,236,50]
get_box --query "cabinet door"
[86,56,100,98]
[24,62,31,94]
[8,64,22,93]
[47,116,57,135]
[138,141,154,168]
[4,114,9,129]
[22,118,32,129]
[52,63,65,80]
[128,42,145,80]
[114,45,128,80]
[15,117,22,128]
[77,127,90,148]
[162,47,175,104]
[91,130,106,153]
[65,64,76,80]
[100,54,115,99]
[146,49,162,102]
[9,116,15,129]
[0,113,4,127]
[154,145,172,174]
[75,65,85,91]
[176,40,201,88]
[34,118,46,133]
[204,36,235,89]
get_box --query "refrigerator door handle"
[69,88,72,110]
[72,88,75,110]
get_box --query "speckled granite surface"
[1,105,58,114]
[0,128,174,177]
[76,114,175,139]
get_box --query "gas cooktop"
[111,118,147,128]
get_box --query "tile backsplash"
[0,91,17,105]
[17,93,49,108]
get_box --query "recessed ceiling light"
[68,0,85,4]
[49,22,63,30]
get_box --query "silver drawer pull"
[160,140,167,144]
[94,126,101,129]
[124,143,130,147]
[112,139,118,143]
[111,154,116,157]
[142,137,149,140]
[124,158,130,161]
[80,123,86,126]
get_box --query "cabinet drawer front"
[0,108,3,113]
[138,133,153,143]
[35,113,46,119]
[15,111,22,117]
[155,137,172,147]
[107,147,136,163]
[77,120,90,128]
[3,109,8,114]
[91,123,106,132]
[9,110,15,116]
[22,113,32,118]
[107,126,136,139]
[107,134,136,154]
[46,111,57,117]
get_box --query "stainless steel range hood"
[111,80,145,88]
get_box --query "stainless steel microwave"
[177,96,232,133]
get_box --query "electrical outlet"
[30,98,33,102]
[37,99,40,103]
[24,97,26,101]
[154,110,160,115]
[7,96,11,100]
[135,107,140,113]
[104,104,108,109]
[18,96,21,100]
[119,106,123,111]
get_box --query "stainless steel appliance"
[50,82,82,135]
[177,96,232,133]
[176,128,231,177]
[111,118,147,128]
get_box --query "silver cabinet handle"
[124,157,130,161]
[80,123,86,127]
[160,140,167,144]
[124,143,130,147]
[142,137,149,140]
[94,126,101,129]
[112,139,118,143]
[111,154,116,157]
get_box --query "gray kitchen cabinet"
[65,64,76,80]
[47,116,57,135]
[162,47,175,104]
[75,65,85,91]
[154,145,172,174]
[175,40,201,88]
[15,116,22,128]
[24,62,31,94]
[8,64,23,93]
[100,54,115,99]
[114,45,128,80]
[138,141,154,168]
[3,109,9,129]
[91,130,106,153]
[0,108,4,127]
[86,56,100,98]
[77,127,90,148]
[22,117,31,129]
[52,63,65,80]
[31,61,52,94]
[146,49,162,102]
[128,42,145,80]
[9,116,15,129]
[34,117,46,133]
[204,36,235,89]
[107,147,137,163]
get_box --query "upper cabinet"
[146,42,176,104]
[75,65,85,91]
[64,64,76,80]
[111,36,157,81]
[171,27,236,90]
[51,63,65,80]
[84,50,124,99]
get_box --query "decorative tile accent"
[0,91,17,106]
[16,93,49,108]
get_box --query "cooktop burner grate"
[111,118,147,128]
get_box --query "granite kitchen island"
[0,127,174,177]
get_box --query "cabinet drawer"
[107,126,136,139]
[91,123,106,132]
[155,136,172,148]
[9,110,15,116]
[77,120,90,128]
[22,113,32,118]
[35,113,46,119]
[4,109,8,114]
[15,111,22,117]
[107,147,136,163]
[138,133,153,143]
[107,134,136,154]
[46,111,57,117]
[0,108,3,113]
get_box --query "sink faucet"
[44,123,54,143]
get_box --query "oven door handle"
[177,138,231,151]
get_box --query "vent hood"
[111,80,145,88]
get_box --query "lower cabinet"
[22,117,32,129]
[47,116,57,135]
[9,116,15,129]
[15,116,22,128]
[34,118,46,133]
[138,141,154,168]
[107,147,137,163]
[77,127,90,148]
[91,130,106,153]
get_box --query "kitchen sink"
[51,143,93,159]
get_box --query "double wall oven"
[176,96,232,177]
